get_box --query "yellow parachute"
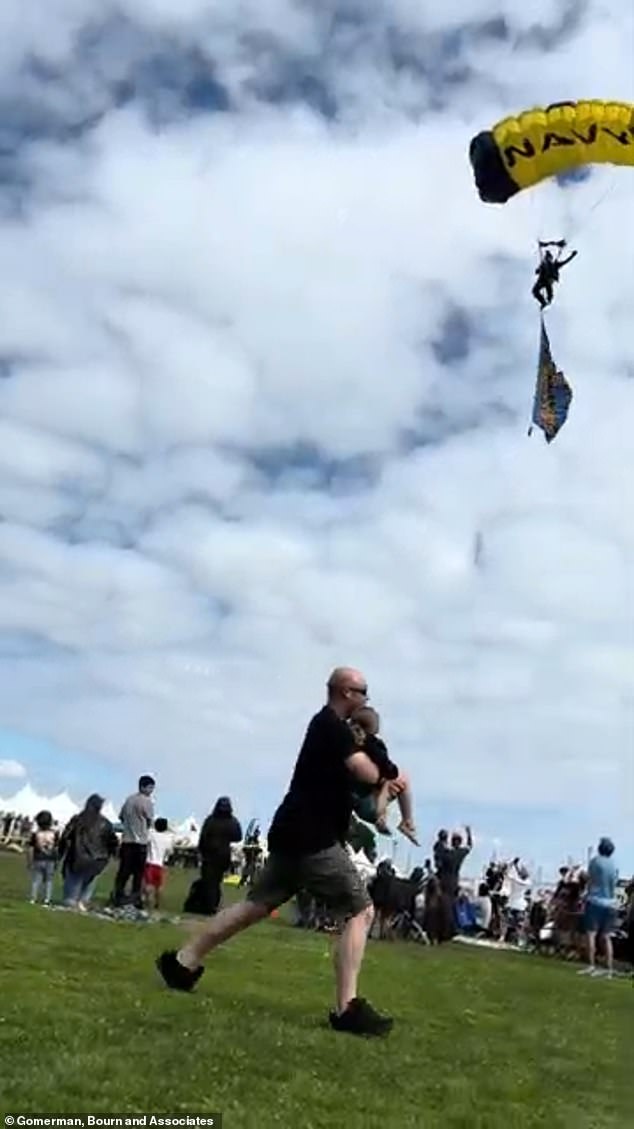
[469,100,634,203]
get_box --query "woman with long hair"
[183,797,242,916]
[59,794,119,910]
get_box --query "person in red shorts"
[143,818,174,911]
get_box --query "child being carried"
[349,707,419,846]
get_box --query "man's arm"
[558,251,577,268]
[142,795,154,826]
[465,825,473,850]
[345,751,381,786]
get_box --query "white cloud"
[0,760,27,780]
[0,0,632,872]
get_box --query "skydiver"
[532,241,578,310]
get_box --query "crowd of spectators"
[292,828,634,976]
[3,798,632,976]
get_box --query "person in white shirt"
[473,882,493,934]
[143,818,174,911]
[505,858,531,943]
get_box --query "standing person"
[436,827,473,942]
[157,667,406,1037]
[624,880,634,974]
[27,810,59,906]
[433,829,449,874]
[143,818,175,913]
[473,882,493,935]
[504,858,531,944]
[579,837,619,979]
[183,798,242,916]
[59,794,119,910]
[112,775,155,908]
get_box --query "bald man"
[156,667,398,1037]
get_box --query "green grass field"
[0,852,631,1129]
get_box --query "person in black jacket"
[183,797,242,916]
[59,794,119,910]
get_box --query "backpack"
[34,830,57,860]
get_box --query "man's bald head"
[326,666,368,718]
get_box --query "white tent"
[175,816,200,846]
[48,791,81,826]
[102,800,118,823]
[0,783,117,827]
[0,783,46,818]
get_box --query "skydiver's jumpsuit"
[532,251,577,309]
[532,260,560,309]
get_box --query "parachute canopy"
[469,100,634,204]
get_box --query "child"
[27,810,59,906]
[349,707,419,845]
[143,817,174,912]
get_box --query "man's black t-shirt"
[267,706,358,856]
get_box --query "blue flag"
[529,317,572,443]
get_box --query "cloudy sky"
[0,0,632,876]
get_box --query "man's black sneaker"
[329,997,393,1037]
[156,950,204,992]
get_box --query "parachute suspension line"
[562,176,617,245]
[529,173,615,265]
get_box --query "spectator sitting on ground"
[455,889,478,934]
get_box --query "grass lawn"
[0,851,631,1129]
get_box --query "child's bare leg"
[394,780,419,845]
[374,781,392,834]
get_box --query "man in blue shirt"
[579,837,618,979]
